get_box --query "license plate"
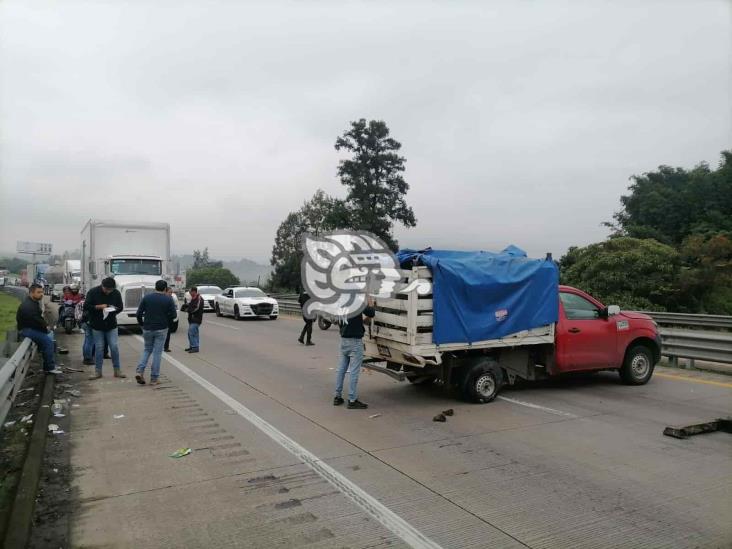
[377,345,391,358]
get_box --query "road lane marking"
[207,320,240,330]
[136,336,442,549]
[654,372,732,389]
[497,396,579,418]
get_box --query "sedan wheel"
[234,305,241,320]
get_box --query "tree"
[335,119,416,250]
[192,248,222,269]
[559,237,680,311]
[269,189,349,290]
[607,151,732,246]
[677,233,732,314]
[187,267,239,289]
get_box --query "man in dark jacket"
[135,280,176,385]
[16,284,62,374]
[297,291,314,346]
[185,286,203,353]
[333,298,375,410]
[84,277,125,379]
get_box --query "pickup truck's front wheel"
[620,344,654,385]
[459,359,503,403]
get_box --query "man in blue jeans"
[185,286,203,353]
[135,280,176,386]
[333,298,375,409]
[84,277,126,380]
[16,283,63,375]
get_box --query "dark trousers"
[299,318,313,343]
[164,319,178,350]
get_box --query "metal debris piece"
[368,413,382,419]
[433,414,446,422]
[663,417,732,439]
[169,447,192,458]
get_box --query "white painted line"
[136,336,442,549]
[207,320,240,330]
[497,396,578,418]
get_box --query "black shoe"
[333,396,344,406]
[189,348,199,353]
[83,359,94,365]
[305,341,314,346]
[104,354,111,359]
[135,374,146,385]
[184,347,191,352]
[164,348,171,352]
[347,400,368,409]
[297,337,304,344]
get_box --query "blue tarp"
[396,247,559,345]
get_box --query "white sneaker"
[46,368,64,375]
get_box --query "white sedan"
[183,285,223,312]
[215,287,279,320]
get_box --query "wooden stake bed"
[365,267,555,367]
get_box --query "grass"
[0,292,20,342]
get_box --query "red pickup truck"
[364,268,662,403]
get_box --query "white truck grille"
[123,287,155,309]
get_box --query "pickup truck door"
[556,291,618,371]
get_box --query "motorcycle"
[59,300,79,334]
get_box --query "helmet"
[70,284,79,292]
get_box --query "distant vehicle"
[183,285,223,312]
[81,219,172,326]
[214,287,278,320]
[64,259,81,284]
[51,283,66,302]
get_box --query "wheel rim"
[631,353,650,379]
[475,373,496,398]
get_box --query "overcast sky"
[1,1,730,264]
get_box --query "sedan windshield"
[197,286,222,295]
[235,289,266,298]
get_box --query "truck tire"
[215,304,222,317]
[620,344,654,385]
[64,318,73,334]
[459,359,503,403]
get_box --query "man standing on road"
[185,286,203,353]
[16,283,63,375]
[297,290,314,346]
[135,280,176,385]
[333,298,375,410]
[84,277,126,379]
[163,286,179,352]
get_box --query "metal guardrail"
[0,337,35,426]
[641,311,732,330]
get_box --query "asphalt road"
[67,312,731,548]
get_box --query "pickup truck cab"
[364,266,661,403]
[214,287,279,320]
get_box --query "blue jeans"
[93,328,120,372]
[20,328,56,371]
[81,322,94,361]
[334,337,364,402]
[137,328,167,379]
[188,322,200,349]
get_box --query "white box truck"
[64,259,81,284]
[81,220,172,326]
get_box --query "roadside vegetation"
[0,292,20,342]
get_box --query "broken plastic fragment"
[113,414,125,419]
[368,413,382,419]
[4,421,16,428]
[169,447,192,458]
[48,424,60,432]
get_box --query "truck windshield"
[110,259,161,276]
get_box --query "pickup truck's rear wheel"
[620,344,654,385]
[234,305,241,320]
[215,304,222,317]
[459,359,503,403]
